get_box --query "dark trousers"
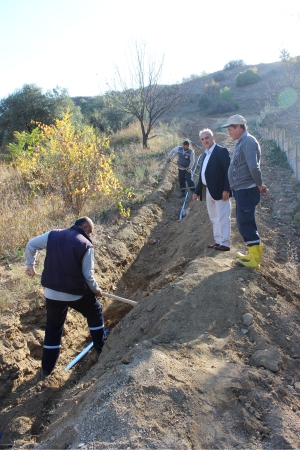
[233,187,261,245]
[178,169,195,193]
[42,291,104,373]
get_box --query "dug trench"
[1,126,300,449]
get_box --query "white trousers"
[206,188,231,247]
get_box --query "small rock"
[146,303,157,312]
[242,313,254,326]
[294,382,300,393]
[277,386,287,396]
[287,385,296,392]
[121,357,131,364]
[241,328,249,334]
[265,286,277,297]
[251,346,283,372]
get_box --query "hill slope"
[1,117,300,449]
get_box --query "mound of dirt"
[1,120,300,449]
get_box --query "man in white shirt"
[193,129,231,251]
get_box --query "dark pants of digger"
[42,291,104,374]
[178,169,195,193]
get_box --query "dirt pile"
[1,122,300,449]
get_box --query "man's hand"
[95,288,103,297]
[193,194,199,201]
[222,191,230,201]
[167,158,171,163]
[258,185,269,196]
[25,267,36,277]
[187,168,192,173]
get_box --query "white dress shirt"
[201,143,216,185]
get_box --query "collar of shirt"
[237,131,247,143]
[204,143,216,155]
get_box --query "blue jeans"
[233,187,261,245]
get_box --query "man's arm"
[244,138,263,186]
[82,248,102,296]
[25,232,50,276]
[167,147,179,162]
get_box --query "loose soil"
[1,115,300,449]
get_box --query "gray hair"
[199,128,214,137]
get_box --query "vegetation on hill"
[0,114,179,261]
[236,67,261,87]
[198,79,239,115]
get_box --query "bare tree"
[105,42,188,148]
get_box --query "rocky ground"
[1,118,300,449]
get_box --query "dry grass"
[0,122,180,310]
[111,120,179,199]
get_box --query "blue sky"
[1,0,299,99]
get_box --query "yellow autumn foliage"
[14,110,124,215]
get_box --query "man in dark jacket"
[193,128,231,251]
[25,216,104,380]
[167,139,195,197]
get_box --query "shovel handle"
[102,292,137,306]
[33,273,137,306]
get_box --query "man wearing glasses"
[193,128,231,251]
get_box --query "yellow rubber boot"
[237,243,262,269]
[236,250,251,260]
[236,242,263,261]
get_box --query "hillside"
[1,63,300,449]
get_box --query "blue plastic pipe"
[66,342,94,370]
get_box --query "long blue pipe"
[178,154,202,221]
[66,342,94,370]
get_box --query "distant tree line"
[0,43,189,154]
[0,84,135,157]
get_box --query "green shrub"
[204,79,220,96]
[198,93,212,110]
[212,72,225,82]
[224,60,245,70]
[236,68,260,87]
[220,86,233,103]
[207,101,235,115]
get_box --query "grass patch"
[262,139,294,171]
[0,120,180,310]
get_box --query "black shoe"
[41,369,51,381]
[178,192,185,198]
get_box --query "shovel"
[34,273,137,306]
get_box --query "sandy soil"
[1,118,300,449]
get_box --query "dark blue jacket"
[195,144,231,201]
[41,225,93,295]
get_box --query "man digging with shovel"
[25,216,105,380]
